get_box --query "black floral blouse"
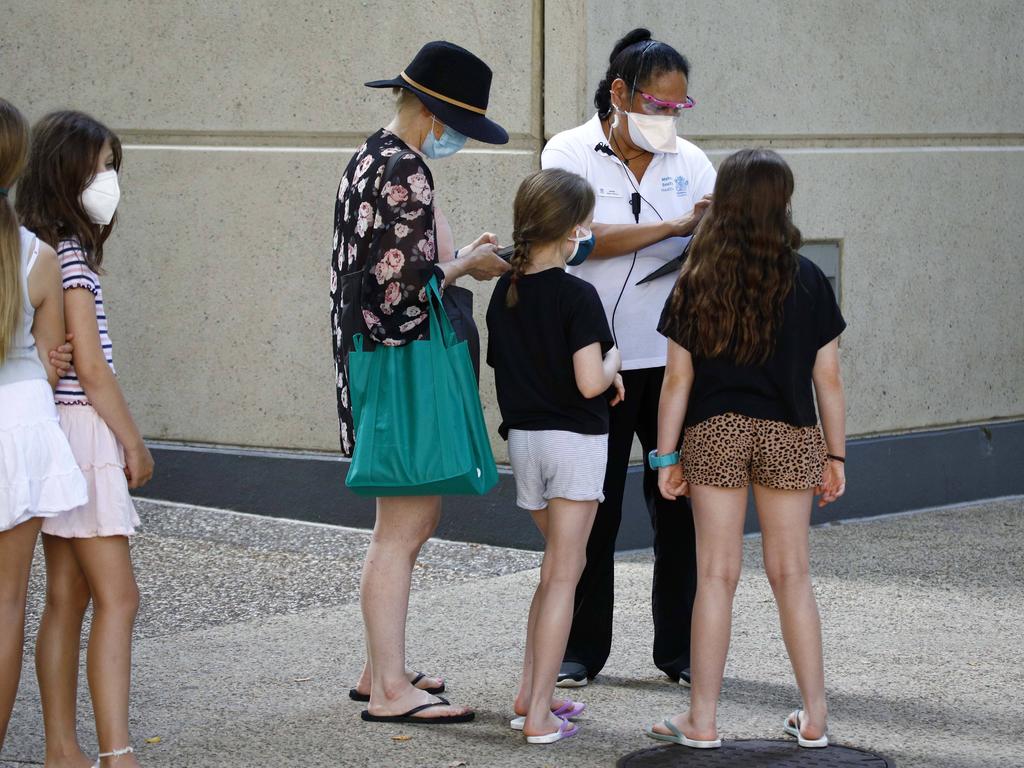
[330,129,439,456]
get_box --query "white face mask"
[81,170,120,225]
[615,104,679,154]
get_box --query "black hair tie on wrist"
[827,453,846,463]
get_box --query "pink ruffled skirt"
[0,380,88,532]
[42,403,140,538]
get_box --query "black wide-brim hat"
[366,41,509,145]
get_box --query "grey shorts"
[507,429,608,511]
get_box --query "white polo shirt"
[541,114,716,370]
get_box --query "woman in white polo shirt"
[541,27,715,687]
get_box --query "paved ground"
[3,496,1022,768]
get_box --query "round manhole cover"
[617,740,892,767]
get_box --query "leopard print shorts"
[682,412,827,490]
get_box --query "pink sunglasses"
[638,91,696,114]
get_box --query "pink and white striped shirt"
[55,237,116,405]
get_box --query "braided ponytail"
[505,234,531,308]
[505,169,596,309]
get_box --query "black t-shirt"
[658,255,846,428]
[486,268,614,439]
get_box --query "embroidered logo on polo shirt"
[662,176,689,197]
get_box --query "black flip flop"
[361,696,474,724]
[348,672,445,702]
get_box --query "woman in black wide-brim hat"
[330,41,509,724]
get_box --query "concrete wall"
[5,0,541,454]
[4,1,1022,463]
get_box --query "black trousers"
[564,366,698,680]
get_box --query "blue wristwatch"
[647,449,680,469]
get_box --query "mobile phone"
[496,245,514,262]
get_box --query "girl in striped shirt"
[18,111,152,768]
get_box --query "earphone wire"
[604,42,666,344]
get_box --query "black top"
[486,268,614,439]
[658,255,846,428]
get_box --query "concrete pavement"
[3,496,1022,767]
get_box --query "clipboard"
[635,241,691,285]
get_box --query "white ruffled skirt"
[0,379,88,532]
[41,402,140,538]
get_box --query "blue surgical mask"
[421,117,468,159]
[566,232,596,267]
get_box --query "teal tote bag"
[346,276,498,497]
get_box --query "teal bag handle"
[425,275,459,348]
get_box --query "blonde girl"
[0,99,87,759]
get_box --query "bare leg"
[71,537,140,768]
[754,484,827,739]
[521,499,597,737]
[513,507,547,715]
[512,509,574,716]
[36,535,93,768]
[363,496,468,718]
[0,518,42,749]
[652,485,746,741]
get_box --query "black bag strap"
[382,150,415,186]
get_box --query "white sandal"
[94,745,134,767]
[783,709,829,748]
[644,718,721,749]
[525,717,578,744]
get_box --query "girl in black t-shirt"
[486,169,624,744]
[646,150,847,750]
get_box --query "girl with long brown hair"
[17,110,153,768]
[0,99,86,755]
[486,168,624,743]
[647,149,847,749]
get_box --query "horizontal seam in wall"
[703,145,1024,156]
[122,144,538,155]
[688,133,1024,148]
[116,130,541,151]
[120,133,1024,154]
[120,143,1024,156]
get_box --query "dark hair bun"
[610,28,652,63]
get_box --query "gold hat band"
[399,71,488,116]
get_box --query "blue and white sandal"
[645,718,721,749]
[783,709,829,748]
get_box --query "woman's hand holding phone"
[461,231,510,280]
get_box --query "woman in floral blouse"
[330,42,509,724]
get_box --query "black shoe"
[678,668,691,688]
[556,661,589,688]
